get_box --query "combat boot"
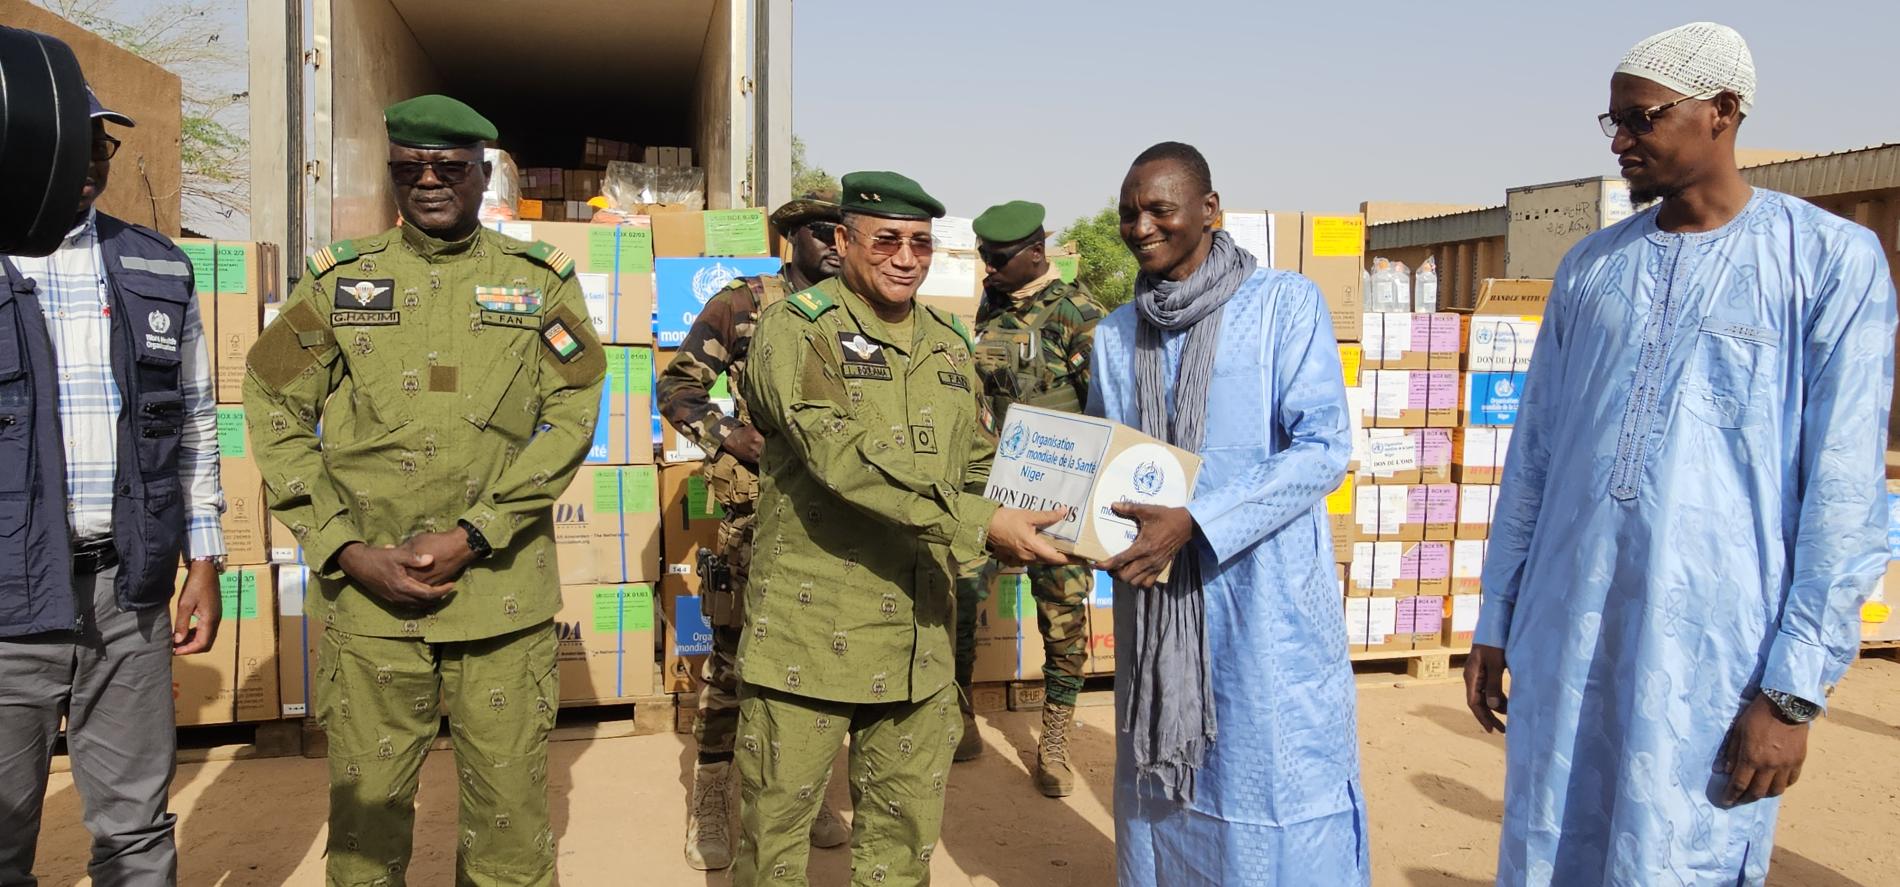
[685,760,734,870]
[810,800,851,848]
[1034,700,1077,798]
[954,690,983,762]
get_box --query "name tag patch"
[842,364,893,380]
[542,318,585,363]
[332,311,401,327]
[838,331,892,380]
[1700,317,1777,346]
[480,310,540,330]
[476,285,543,314]
[334,277,395,310]
[937,371,969,391]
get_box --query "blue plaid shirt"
[8,212,225,558]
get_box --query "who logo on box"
[999,421,1030,460]
[655,256,782,347]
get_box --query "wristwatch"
[1761,689,1820,724]
[457,519,494,560]
[192,555,226,573]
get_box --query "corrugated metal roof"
[1369,206,1507,251]
[1741,143,1900,197]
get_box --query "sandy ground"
[28,656,1900,886]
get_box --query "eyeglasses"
[846,226,934,258]
[1598,90,1718,138]
[388,160,475,186]
[805,221,840,242]
[978,240,1035,269]
[92,137,121,162]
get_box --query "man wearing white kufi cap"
[1462,21,1897,886]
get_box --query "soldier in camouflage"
[953,200,1106,799]
[658,193,852,870]
[733,171,1069,886]
[244,96,604,887]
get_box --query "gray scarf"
[1126,229,1256,804]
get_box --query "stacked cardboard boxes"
[1336,278,1549,653]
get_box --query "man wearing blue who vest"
[0,85,226,886]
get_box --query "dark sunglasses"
[978,240,1035,269]
[804,221,840,241]
[388,160,475,186]
[92,137,121,162]
[847,227,934,258]
[1597,89,1718,138]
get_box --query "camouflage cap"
[769,191,843,234]
[839,171,945,220]
[384,94,497,149]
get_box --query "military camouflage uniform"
[656,274,786,758]
[245,225,605,887]
[954,278,1104,706]
[734,277,998,885]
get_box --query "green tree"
[1059,202,1137,309]
[41,0,248,232]
[790,135,839,198]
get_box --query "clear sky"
[792,1,1899,229]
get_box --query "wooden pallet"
[1860,639,1900,661]
[1349,646,1471,680]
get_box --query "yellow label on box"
[1338,345,1362,388]
[1310,216,1365,257]
[1326,475,1355,514]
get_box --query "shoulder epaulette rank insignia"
[306,239,358,278]
[524,240,575,279]
[788,288,836,321]
[937,309,974,352]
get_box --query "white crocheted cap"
[1614,22,1755,114]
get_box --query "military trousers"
[733,681,960,886]
[315,621,558,887]
[0,563,178,887]
[953,563,1092,705]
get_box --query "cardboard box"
[662,581,713,694]
[564,169,604,202]
[1453,427,1514,485]
[276,565,316,717]
[1362,313,1455,371]
[1300,213,1366,342]
[970,570,1046,683]
[229,567,279,722]
[1417,429,1453,484]
[1423,484,1458,541]
[555,584,655,703]
[1458,485,1499,540]
[1505,178,1633,278]
[1466,278,1551,318]
[1339,344,1362,388]
[654,257,784,348]
[1325,475,1358,563]
[660,464,725,596]
[1445,592,1482,648]
[1355,483,1418,542]
[1086,570,1114,675]
[215,407,269,565]
[1347,541,1406,596]
[1466,315,1541,373]
[1360,428,1442,485]
[1463,372,1529,426]
[1371,370,1453,429]
[1345,595,1402,653]
[177,239,280,404]
[486,219,656,345]
[1412,542,1452,596]
[268,515,301,565]
[554,465,660,584]
[983,405,1203,565]
[1451,539,1487,596]
[1407,595,1446,649]
[587,346,655,465]
[657,147,680,168]
[521,167,564,200]
[652,209,772,259]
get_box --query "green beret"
[973,200,1046,245]
[839,171,945,220]
[384,94,497,149]
[769,192,842,233]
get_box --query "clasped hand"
[337,529,478,609]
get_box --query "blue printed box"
[1462,372,1529,426]
[655,257,783,348]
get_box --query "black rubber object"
[0,26,91,258]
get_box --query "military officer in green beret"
[734,171,1069,885]
[244,94,605,887]
[952,200,1106,797]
